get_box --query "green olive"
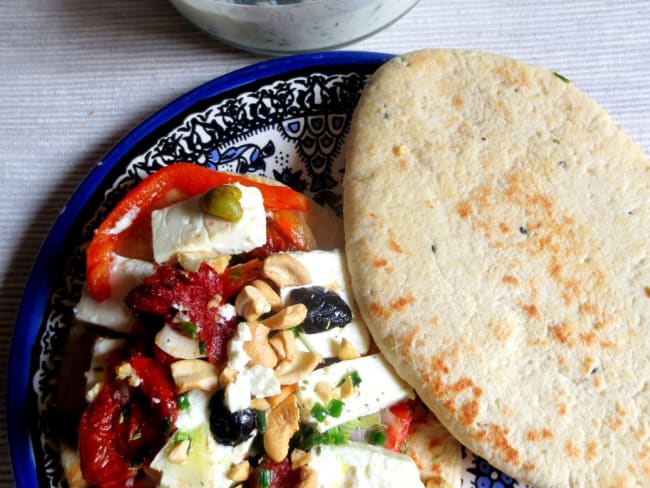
[199,185,243,222]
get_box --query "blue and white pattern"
[28,58,527,488]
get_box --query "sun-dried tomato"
[126,263,235,364]
[78,357,178,487]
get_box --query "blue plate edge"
[6,50,394,486]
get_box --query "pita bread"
[343,49,650,487]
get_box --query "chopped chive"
[256,410,267,434]
[181,320,198,339]
[230,269,242,279]
[311,402,328,422]
[368,429,386,446]
[327,399,345,418]
[198,340,206,355]
[174,431,192,443]
[178,393,190,410]
[553,71,570,83]
[257,469,273,488]
[325,427,345,445]
[130,431,142,441]
[350,370,362,386]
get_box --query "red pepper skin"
[87,163,310,302]
[382,400,414,453]
[220,259,264,300]
[245,211,316,260]
[78,357,178,486]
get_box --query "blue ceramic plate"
[8,51,526,488]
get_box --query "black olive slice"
[208,390,257,446]
[288,286,352,334]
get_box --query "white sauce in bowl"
[168,0,420,54]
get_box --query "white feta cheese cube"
[151,183,266,264]
[307,442,424,488]
[74,255,155,332]
[281,250,370,358]
[296,354,414,432]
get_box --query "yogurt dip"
[168,0,420,54]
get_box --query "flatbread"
[343,49,650,487]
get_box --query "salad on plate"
[61,162,461,488]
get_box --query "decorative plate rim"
[6,50,394,486]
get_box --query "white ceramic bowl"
[169,0,420,54]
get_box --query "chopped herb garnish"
[350,370,362,386]
[327,399,345,418]
[257,469,273,488]
[230,269,242,279]
[178,393,190,410]
[311,402,328,422]
[174,431,192,443]
[553,71,570,83]
[181,320,198,339]
[324,426,345,445]
[256,410,267,434]
[130,431,142,441]
[368,429,386,446]
[198,340,206,355]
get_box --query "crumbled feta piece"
[248,365,280,398]
[224,373,251,412]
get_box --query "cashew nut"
[339,375,355,399]
[264,394,300,462]
[290,449,312,469]
[243,322,278,369]
[296,466,318,488]
[168,439,191,464]
[171,359,220,394]
[235,285,271,321]
[251,279,282,311]
[261,304,308,330]
[263,253,312,288]
[177,252,231,273]
[219,366,238,389]
[267,384,296,409]
[274,351,321,385]
[227,460,250,483]
[336,338,361,360]
[269,330,297,361]
[250,397,270,411]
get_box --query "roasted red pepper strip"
[86,163,310,302]
[382,400,414,452]
[78,357,178,486]
[220,259,264,300]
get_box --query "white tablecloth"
[2,0,649,484]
